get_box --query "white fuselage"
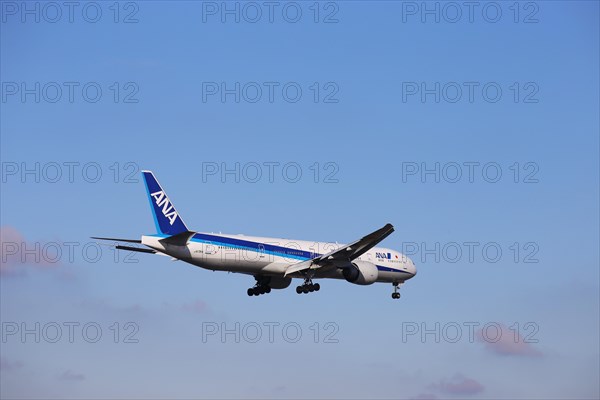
[142,232,417,284]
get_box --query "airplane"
[93,171,417,299]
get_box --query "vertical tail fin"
[142,170,189,235]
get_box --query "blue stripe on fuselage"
[147,233,412,274]
[192,232,311,261]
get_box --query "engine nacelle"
[266,276,292,289]
[343,261,379,285]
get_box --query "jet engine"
[342,261,379,285]
[265,276,292,289]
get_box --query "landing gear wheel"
[296,274,320,294]
[392,292,401,299]
[249,275,274,297]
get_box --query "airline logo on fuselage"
[376,252,392,259]
[151,190,178,225]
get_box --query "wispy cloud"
[0,357,24,372]
[1,226,28,277]
[77,299,145,317]
[0,226,62,277]
[411,393,438,400]
[180,299,209,314]
[271,385,286,394]
[429,374,484,396]
[58,370,85,381]
[477,324,543,357]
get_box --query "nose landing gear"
[391,282,401,299]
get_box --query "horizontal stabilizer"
[91,237,141,243]
[115,245,157,254]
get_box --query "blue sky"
[1,1,598,399]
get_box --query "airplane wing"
[284,223,394,276]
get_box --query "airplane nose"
[409,260,417,277]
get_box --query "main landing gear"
[391,282,401,299]
[247,276,271,296]
[247,285,271,296]
[296,275,320,294]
